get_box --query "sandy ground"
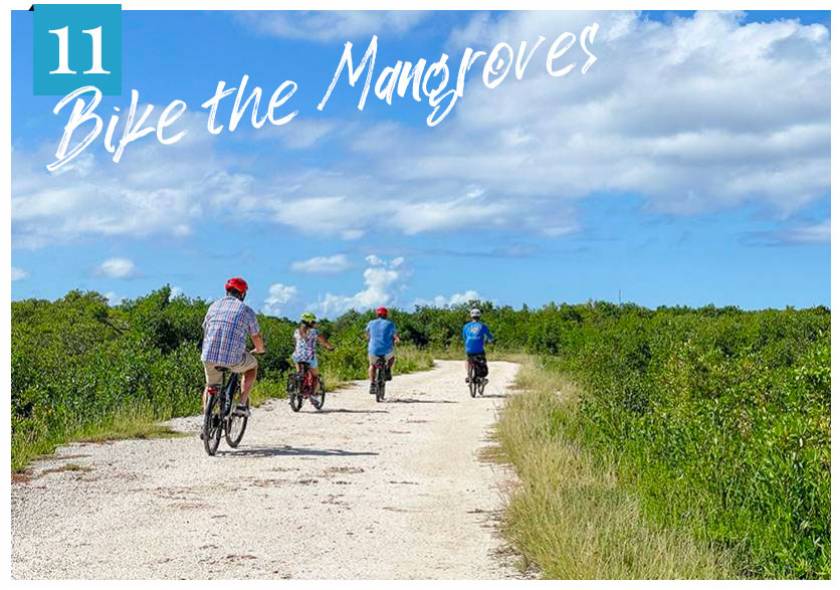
[11,360,524,579]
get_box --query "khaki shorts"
[204,352,258,387]
[368,351,395,365]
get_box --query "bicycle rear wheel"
[225,377,248,447]
[290,392,303,412]
[311,381,326,410]
[375,367,386,402]
[287,373,303,412]
[469,365,478,398]
[203,392,223,456]
[225,408,248,447]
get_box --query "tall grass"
[495,358,735,579]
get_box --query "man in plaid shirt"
[201,277,265,417]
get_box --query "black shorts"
[467,352,486,361]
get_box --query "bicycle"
[371,355,388,402]
[467,354,489,398]
[202,367,249,456]
[287,362,326,412]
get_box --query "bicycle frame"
[296,362,316,397]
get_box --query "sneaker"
[384,368,392,381]
[234,404,251,417]
[369,382,377,394]
[482,378,489,385]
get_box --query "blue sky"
[11,10,831,315]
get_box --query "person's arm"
[485,325,494,344]
[251,332,266,354]
[393,333,400,345]
[248,309,265,353]
[318,333,335,351]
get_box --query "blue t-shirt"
[366,318,396,356]
[463,321,493,354]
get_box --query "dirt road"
[12,360,522,579]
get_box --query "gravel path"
[12,360,523,579]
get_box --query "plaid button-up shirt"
[201,296,260,366]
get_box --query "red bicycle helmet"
[225,277,248,296]
[375,306,388,318]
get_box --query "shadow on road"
[387,398,458,404]
[221,445,378,458]
[316,408,388,414]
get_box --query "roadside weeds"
[491,357,736,579]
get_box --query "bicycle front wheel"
[203,393,223,456]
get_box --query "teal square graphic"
[33,4,122,96]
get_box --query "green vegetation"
[495,358,734,578]
[11,289,829,578]
[489,304,829,579]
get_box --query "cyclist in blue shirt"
[462,308,494,382]
[365,307,400,394]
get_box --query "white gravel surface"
[12,360,523,579]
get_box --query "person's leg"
[240,367,257,404]
[310,367,321,390]
[385,353,395,380]
[203,363,222,412]
[368,355,377,393]
[235,353,259,407]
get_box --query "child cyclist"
[292,312,334,391]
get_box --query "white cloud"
[11,12,829,250]
[170,286,184,298]
[11,110,228,248]
[415,290,483,308]
[747,220,831,246]
[279,119,335,149]
[341,229,365,240]
[314,255,409,317]
[784,221,830,244]
[97,257,136,279]
[270,195,370,236]
[104,291,124,306]
[349,11,829,221]
[291,254,352,274]
[237,11,428,42]
[11,266,28,281]
[263,283,298,316]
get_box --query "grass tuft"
[494,357,736,579]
